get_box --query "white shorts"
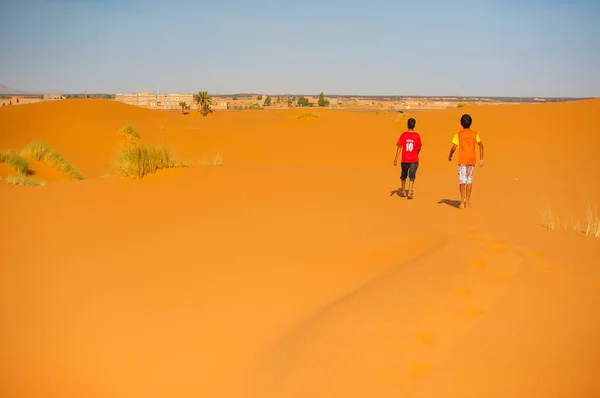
[458,164,475,184]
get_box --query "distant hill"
[0,84,27,95]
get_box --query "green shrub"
[0,151,31,176]
[116,144,187,180]
[297,112,319,119]
[20,141,83,180]
[2,175,46,186]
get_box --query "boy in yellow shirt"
[448,114,484,209]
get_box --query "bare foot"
[466,202,472,208]
[459,200,466,209]
[399,190,406,198]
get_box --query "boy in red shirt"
[448,114,485,209]
[393,117,423,200]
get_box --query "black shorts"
[400,162,419,181]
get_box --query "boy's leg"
[465,165,475,207]
[458,165,467,208]
[400,163,409,197]
[407,162,418,198]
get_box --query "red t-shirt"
[397,131,422,163]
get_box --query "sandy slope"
[1,99,600,398]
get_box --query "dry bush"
[0,151,31,176]
[297,112,319,119]
[19,141,48,161]
[116,144,187,180]
[585,202,600,238]
[540,202,559,230]
[200,153,223,166]
[118,125,141,147]
[541,200,600,239]
[2,175,46,186]
[20,141,84,180]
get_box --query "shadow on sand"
[390,188,406,197]
[438,199,462,208]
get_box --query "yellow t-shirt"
[451,132,481,145]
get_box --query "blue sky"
[1,0,599,96]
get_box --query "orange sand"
[1,99,600,398]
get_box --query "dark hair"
[460,114,472,128]
[407,118,416,129]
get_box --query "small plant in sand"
[115,128,187,180]
[540,202,558,230]
[540,200,600,239]
[200,153,223,167]
[457,102,468,108]
[585,202,600,238]
[0,151,32,176]
[2,175,47,186]
[297,112,319,119]
[20,141,84,180]
[116,145,186,180]
[118,125,141,148]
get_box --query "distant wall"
[0,96,43,106]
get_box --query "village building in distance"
[0,93,65,106]
[114,92,228,111]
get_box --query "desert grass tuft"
[540,202,558,230]
[119,125,140,139]
[200,153,223,166]
[585,202,600,238]
[118,125,141,148]
[19,141,48,161]
[20,141,84,180]
[541,200,600,239]
[297,112,319,119]
[116,144,187,180]
[44,150,84,180]
[0,151,31,175]
[3,175,47,186]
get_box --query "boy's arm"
[448,134,458,161]
[478,141,484,166]
[394,135,404,166]
[393,146,401,166]
[448,144,457,161]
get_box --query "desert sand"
[1,99,600,398]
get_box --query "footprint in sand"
[527,251,544,258]
[413,331,436,345]
[470,259,487,269]
[406,362,434,378]
[465,234,486,243]
[534,264,565,273]
[489,245,506,254]
[466,307,487,318]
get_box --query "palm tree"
[179,101,187,115]
[193,91,213,116]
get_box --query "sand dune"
[1,99,600,398]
